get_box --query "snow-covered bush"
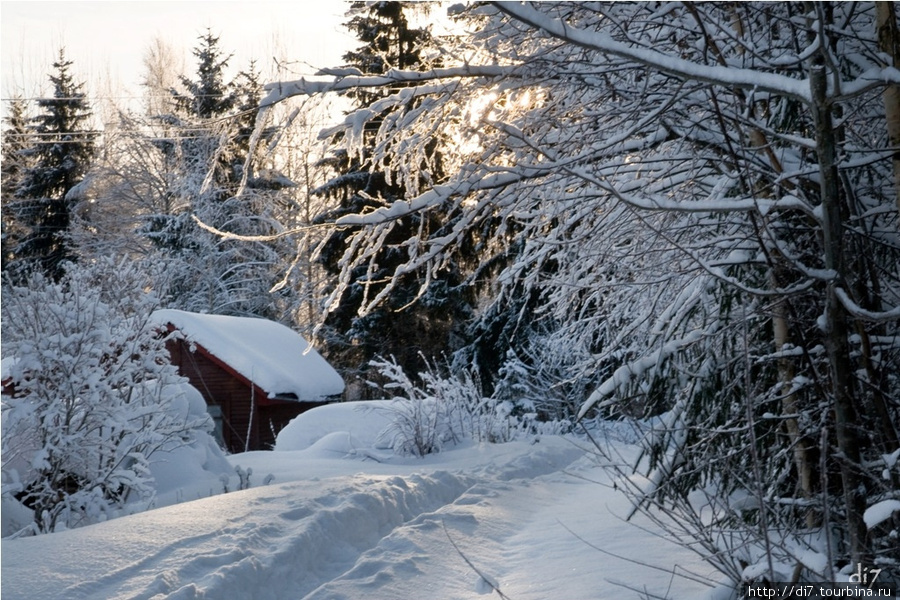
[371,357,569,457]
[1,258,212,534]
[491,329,603,422]
[369,358,460,457]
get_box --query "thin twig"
[556,519,715,588]
[605,578,675,600]
[442,519,512,600]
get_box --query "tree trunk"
[771,286,817,524]
[809,62,870,569]
[876,1,900,211]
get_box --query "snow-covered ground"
[1,403,719,600]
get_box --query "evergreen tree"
[135,31,283,318]
[231,61,277,187]
[172,29,235,120]
[1,97,32,272]
[7,50,95,280]
[316,2,474,392]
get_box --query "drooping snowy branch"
[835,287,900,322]
[492,2,814,102]
[247,8,900,572]
[261,65,517,107]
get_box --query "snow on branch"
[835,287,900,323]
[260,65,516,107]
[493,2,812,102]
[577,329,707,420]
[332,170,531,227]
[329,158,816,233]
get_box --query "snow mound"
[144,382,234,506]
[2,469,476,600]
[864,499,900,529]
[275,401,394,451]
[304,431,365,458]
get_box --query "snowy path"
[2,438,715,599]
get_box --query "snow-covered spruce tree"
[261,2,900,584]
[5,49,96,282]
[143,30,269,316]
[1,257,209,534]
[88,32,286,319]
[313,1,477,392]
[1,96,32,273]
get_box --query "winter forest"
[2,1,900,598]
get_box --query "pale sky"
[1,1,357,106]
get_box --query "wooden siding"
[165,338,326,453]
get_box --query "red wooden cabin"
[154,310,344,453]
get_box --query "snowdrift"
[2,403,715,600]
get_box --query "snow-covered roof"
[152,310,344,401]
[1,356,18,382]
